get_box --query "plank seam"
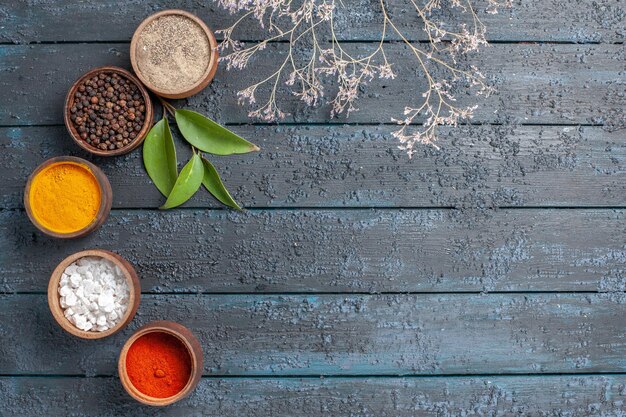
[2,372,625,379]
[0,122,609,129]
[3,291,623,296]
[0,40,622,46]
[4,207,626,213]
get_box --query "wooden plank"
[1,0,624,43]
[1,209,624,293]
[1,43,624,126]
[1,125,625,210]
[0,293,624,375]
[2,375,625,416]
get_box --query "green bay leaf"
[142,117,178,197]
[201,157,242,210]
[160,153,203,209]
[175,109,260,155]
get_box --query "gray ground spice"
[135,15,210,93]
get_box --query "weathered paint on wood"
[2,376,625,416]
[1,1,625,414]
[1,43,624,126]
[1,125,625,209]
[1,209,624,293]
[0,293,624,375]
[1,0,624,43]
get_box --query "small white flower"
[378,63,396,79]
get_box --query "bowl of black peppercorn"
[64,66,154,156]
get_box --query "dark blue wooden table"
[1,1,625,415]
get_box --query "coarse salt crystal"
[70,274,81,288]
[59,285,72,297]
[98,293,114,308]
[65,292,77,307]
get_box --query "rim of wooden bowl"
[47,249,141,339]
[130,9,219,99]
[118,320,204,406]
[24,156,112,239]
[64,66,154,157]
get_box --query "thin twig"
[216,0,509,156]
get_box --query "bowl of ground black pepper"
[130,10,219,99]
[64,66,154,156]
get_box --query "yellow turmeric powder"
[29,162,101,234]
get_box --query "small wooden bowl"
[118,321,203,406]
[130,9,219,99]
[64,66,154,156]
[24,156,112,239]
[48,249,141,339]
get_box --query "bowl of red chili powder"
[118,321,203,406]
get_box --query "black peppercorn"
[70,70,147,152]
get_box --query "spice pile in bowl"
[131,9,218,98]
[118,321,202,405]
[125,332,192,398]
[134,13,211,95]
[28,161,101,234]
[68,71,147,152]
[58,256,130,332]
[25,156,112,238]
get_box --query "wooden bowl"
[130,9,219,99]
[24,156,112,239]
[118,321,203,406]
[48,249,141,339]
[64,66,154,156]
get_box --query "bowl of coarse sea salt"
[48,249,141,339]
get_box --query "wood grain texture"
[0,293,624,375]
[2,376,625,416]
[1,1,625,413]
[1,43,624,126]
[2,125,625,209]
[1,0,624,43]
[1,209,625,293]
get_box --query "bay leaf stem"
[158,96,177,117]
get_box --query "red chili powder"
[125,331,192,398]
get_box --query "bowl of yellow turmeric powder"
[24,156,112,238]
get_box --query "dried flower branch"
[216,0,510,157]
